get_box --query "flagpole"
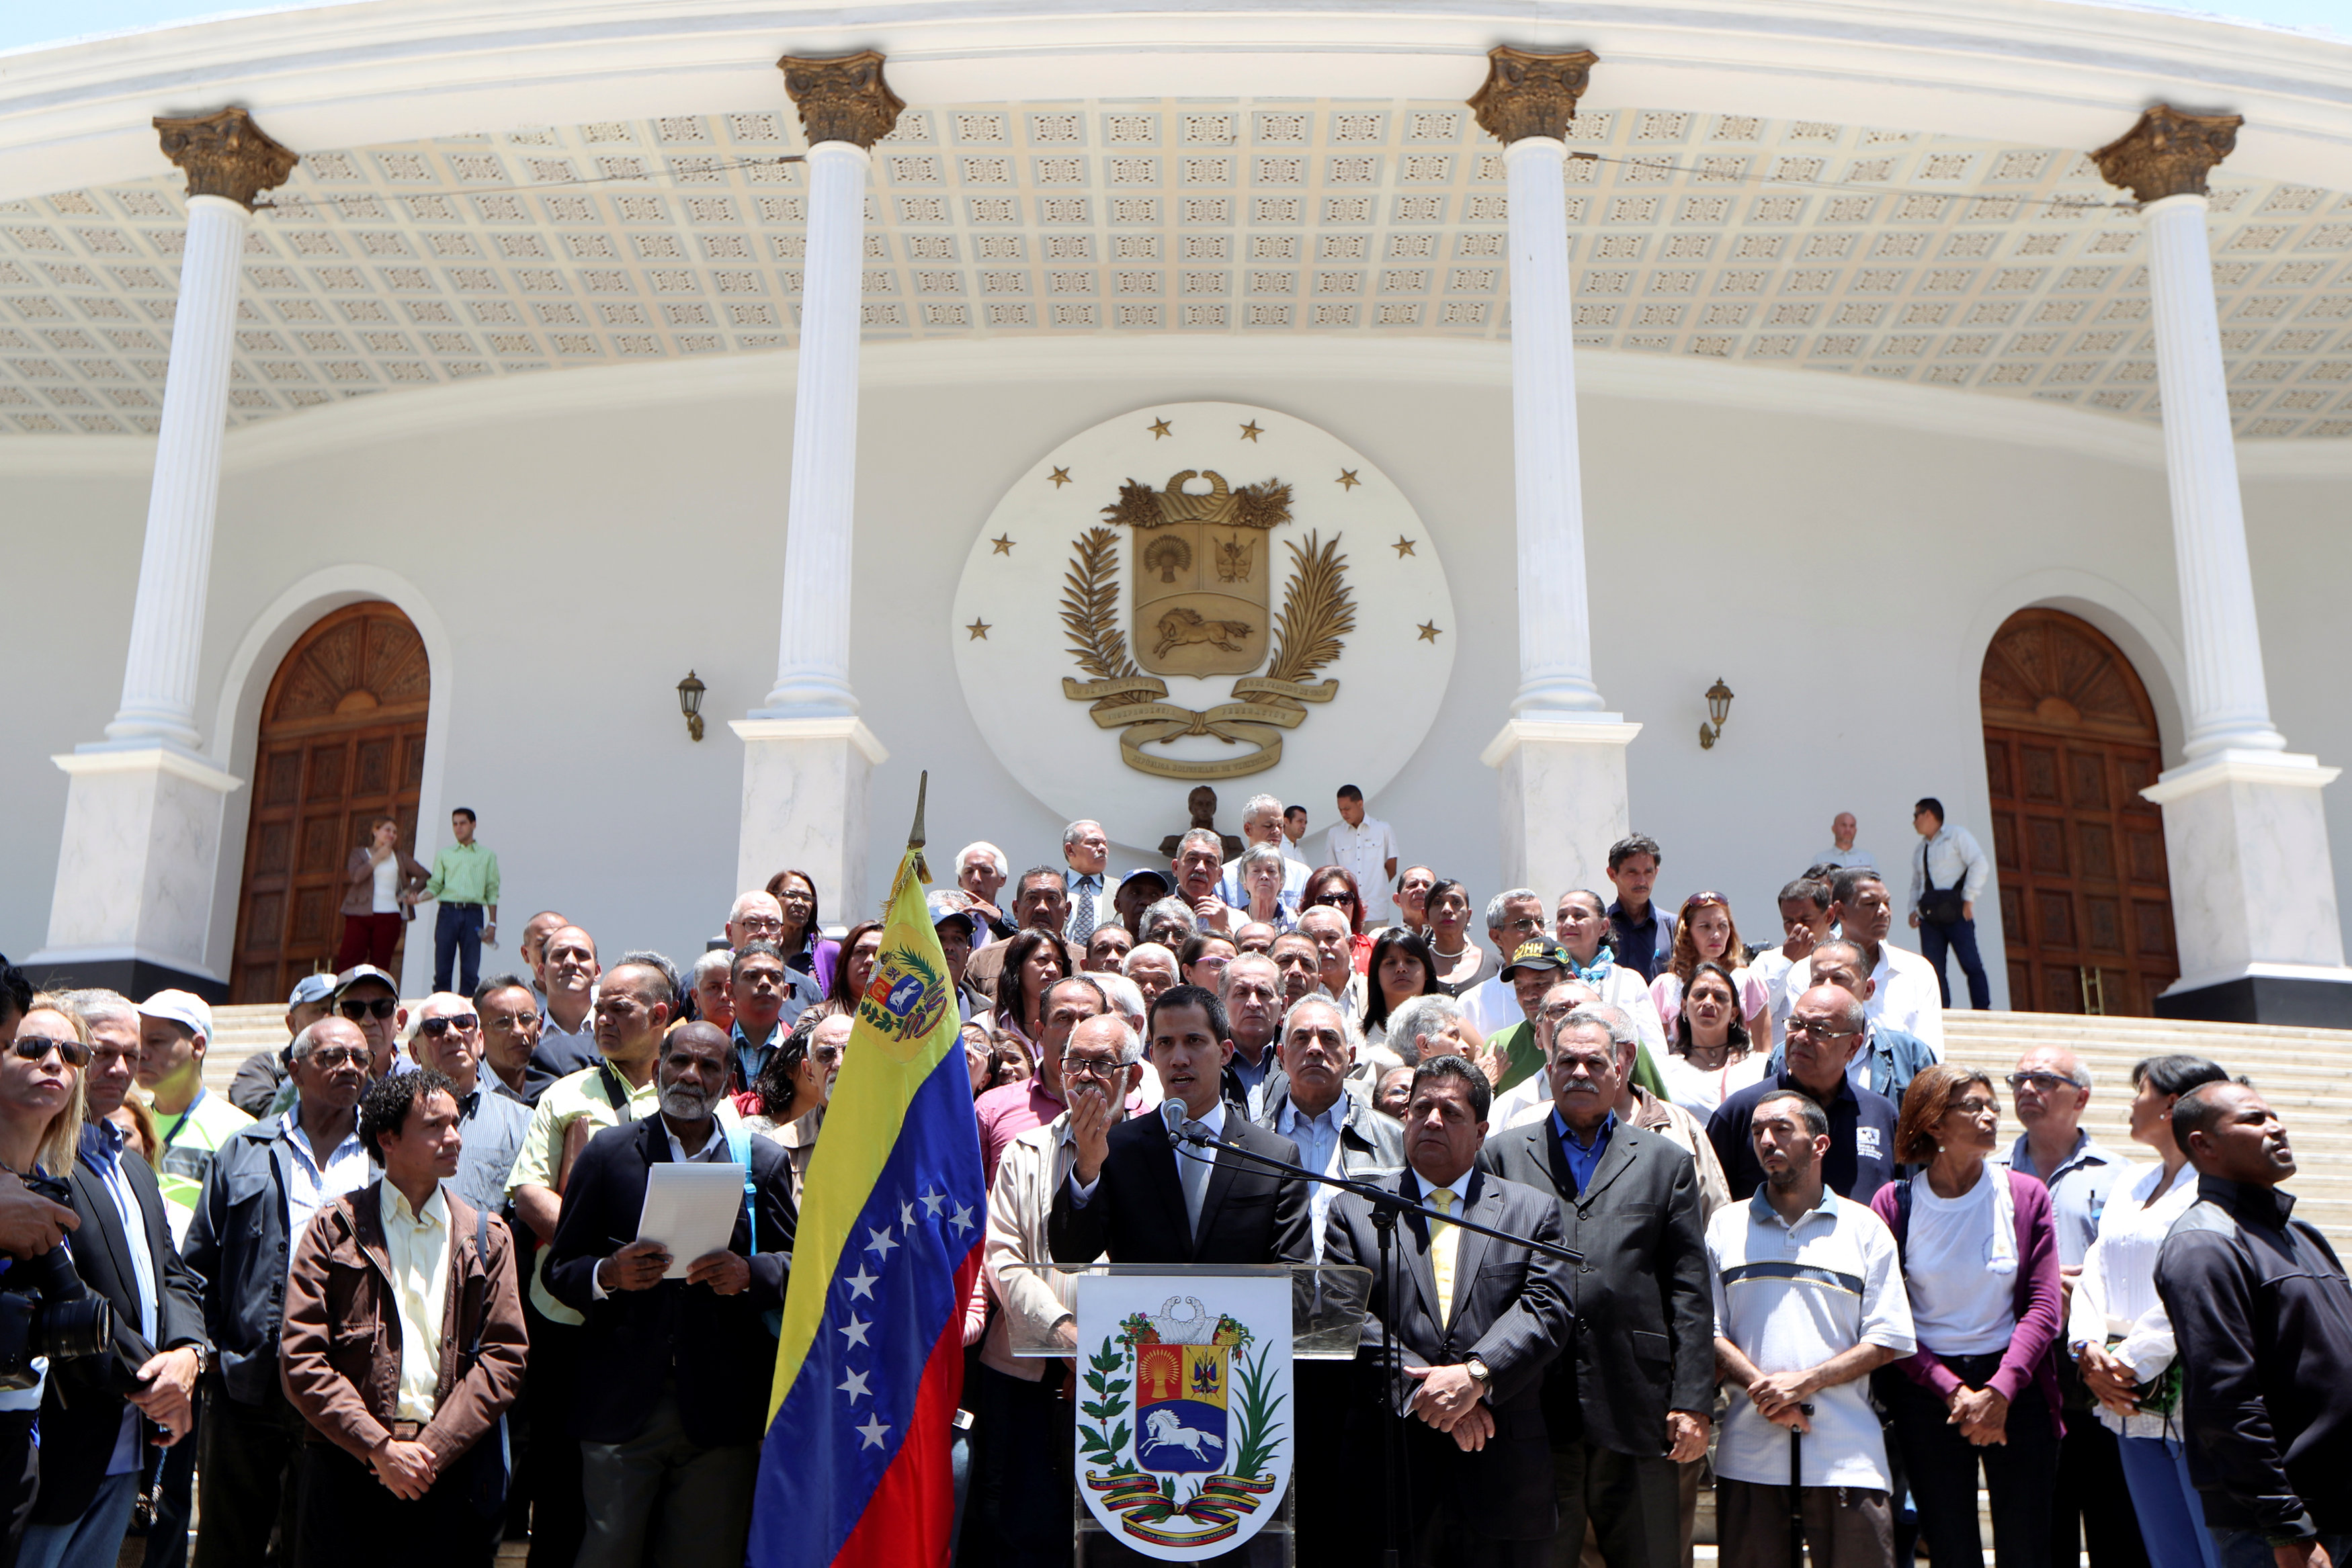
[907,769,929,882]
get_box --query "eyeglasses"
[9,1036,90,1068]
[2005,1071,2081,1092]
[306,1046,369,1069]
[1498,916,1543,934]
[1062,1056,1126,1080]
[1783,1018,1859,1041]
[339,997,398,1021]
[416,1014,480,1038]
[735,918,785,934]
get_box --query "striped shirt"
[1706,1186,1915,1489]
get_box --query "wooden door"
[229,603,431,1004]
[1980,609,2177,1015]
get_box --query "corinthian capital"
[153,106,298,209]
[2091,104,2241,204]
[778,50,905,150]
[1468,45,1599,145]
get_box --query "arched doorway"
[228,603,431,1004]
[1980,608,2177,1015]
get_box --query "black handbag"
[1918,843,1967,926]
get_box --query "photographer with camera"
[0,996,113,1560]
[19,991,208,1568]
[0,959,84,1266]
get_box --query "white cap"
[138,988,212,1044]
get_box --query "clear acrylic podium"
[1002,1262,1371,1566]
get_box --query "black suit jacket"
[34,1145,207,1524]
[1322,1166,1573,1540]
[1478,1114,1714,1460]
[1046,1112,1312,1266]
[545,1117,796,1448]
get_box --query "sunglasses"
[306,1046,369,1069]
[416,1014,480,1038]
[9,1036,90,1068]
[339,997,398,1021]
[2005,1071,2081,1092]
[1784,1018,1859,1041]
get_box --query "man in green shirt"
[413,806,501,994]
[136,989,257,1237]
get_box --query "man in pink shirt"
[974,975,1144,1182]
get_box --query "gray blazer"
[1255,1076,1406,1178]
[1478,1113,1714,1460]
[1322,1165,1573,1542]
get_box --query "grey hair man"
[409,990,532,1213]
[1256,995,1401,1252]
[975,1012,1144,1555]
[1138,898,1197,953]
[958,842,1015,939]
[1480,1005,1715,1568]
[1459,888,1546,1036]
[1217,953,1285,1113]
[1062,820,1112,947]
[690,949,736,1035]
[724,889,786,951]
[1385,992,1479,1070]
[1121,943,1181,1009]
[1171,828,1238,937]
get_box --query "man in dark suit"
[1325,1055,1574,1567]
[1479,1006,1713,1568]
[1048,984,1312,1268]
[21,990,208,1568]
[546,1020,795,1568]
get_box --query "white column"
[757,138,869,718]
[1471,46,1640,904]
[106,193,246,746]
[1502,134,1610,720]
[2143,191,2287,758]
[2093,107,2352,1022]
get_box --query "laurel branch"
[1061,525,1140,681]
[1264,531,1355,687]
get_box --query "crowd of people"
[0,784,2339,1568]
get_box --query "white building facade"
[3,0,2350,1025]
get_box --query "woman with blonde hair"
[1650,890,1770,1044]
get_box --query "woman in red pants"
[337,816,429,971]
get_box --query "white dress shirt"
[1909,825,1991,913]
[1324,817,1400,923]
[380,1182,451,1424]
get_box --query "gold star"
[1392,535,1417,558]
[1147,417,1173,439]
[1417,620,1443,643]
[1238,420,1263,441]
[991,535,1015,556]
[966,618,993,640]
[1337,468,1361,490]
[1048,466,1072,488]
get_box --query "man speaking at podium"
[1048,982,1312,1267]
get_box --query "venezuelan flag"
[750,828,986,1567]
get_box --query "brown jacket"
[341,845,429,920]
[280,1180,528,1468]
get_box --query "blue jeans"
[2210,1530,2352,1568]
[2117,1436,2217,1568]
[435,902,485,994]
[19,1469,140,1568]
[1919,916,1991,1010]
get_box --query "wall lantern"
[677,670,707,742]
[1698,677,1734,750]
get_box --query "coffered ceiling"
[3,95,2349,439]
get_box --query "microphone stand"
[1167,1121,1581,1568]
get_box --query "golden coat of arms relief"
[1060,469,1356,781]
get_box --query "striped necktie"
[1070,877,1098,945]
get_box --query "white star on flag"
[900,1201,917,1230]
[838,1368,872,1403]
[920,1187,946,1217]
[844,1266,878,1300]
[855,1415,890,1450]
[839,1316,872,1348]
[949,1203,976,1235]
[866,1225,898,1260]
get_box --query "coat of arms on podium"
[1074,1282,1294,1561]
[1061,468,1355,781]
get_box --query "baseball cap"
[333,964,400,996]
[288,973,336,1008]
[138,989,212,1043]
[1117,868,1172,900]
[1499,941,1572,980]
[926,890,984,943]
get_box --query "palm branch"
[1060,526,1138,680]
[1264,531,1355,686]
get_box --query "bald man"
[1706,985,1898,1203]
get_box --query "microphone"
[1161,1098,1187,1149]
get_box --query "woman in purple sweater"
[1872,1063,2064,1568]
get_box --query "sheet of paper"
[635,1162,749,1280]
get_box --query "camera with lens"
[0,1173,112,1392]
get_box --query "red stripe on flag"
[831,1246,982,1568]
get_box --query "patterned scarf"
[1567,943,1616,988]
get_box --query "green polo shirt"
[422,840,500,907]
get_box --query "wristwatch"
[1464,1356,1493,1390]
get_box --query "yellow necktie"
[1429,1187,1460,1326]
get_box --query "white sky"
[0,0,2345,54]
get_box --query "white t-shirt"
[1903,1172,2017,1355]
[1324,816,1400,923]
[1708,1190,1914,1490]
[372,853,401,914]
[1656,1050,1769,1118]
